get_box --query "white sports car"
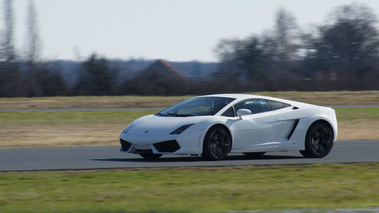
[119,94,338,160]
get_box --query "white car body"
[119,94,338,160]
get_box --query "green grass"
[1,107,378,127]
[0,163,378,212]
[0,91,378,110]
[336,107,379,121]
[252,90,379,105]
[0,95,191,110]
[0,110,157,127]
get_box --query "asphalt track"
[0,140,378,171]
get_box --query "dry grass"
[0,126,122,148]
[336,107,379,140]
[1,121,375,149]
[338,121,379,140]
[0,111,156,148]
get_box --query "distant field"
[0,110,156,148]
[0,91,378,148]
[0,107,378,148]
[0,91,378,110]
[0,96,191,110]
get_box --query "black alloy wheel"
[300,122,334,158]
[202,126,231,160]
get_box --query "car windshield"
[156,97,235,117]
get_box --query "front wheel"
[202,126,231,160]
[300,122,334,158]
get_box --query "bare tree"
[2,0,15,62]
[75,54,118,96]
[274,8,299,61]
[314,3,379,77]
[0,0,23,97]
[25,0,40,63]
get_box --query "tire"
[201,126,231,160]
[300,122,334,158]
[140,153,163,160]
[243,152,266,158]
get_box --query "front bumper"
[119,130,205,155]
[120,138,181,153]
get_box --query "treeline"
[1,3,379,97]
[211,3,379,92]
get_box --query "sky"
[3,0,379,62]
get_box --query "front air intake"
[120,139,132,152]
[153,140,180,152]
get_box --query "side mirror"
[236,109,252,119]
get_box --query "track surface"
[0,140,378,171]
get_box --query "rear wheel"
[202,126,231,160]
[140,153,163,160]
[300,122,334,158]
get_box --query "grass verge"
[0,163,378,212]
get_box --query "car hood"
[128,114,209,135]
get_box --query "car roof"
[200,93,314,108]
[201,93,277,101]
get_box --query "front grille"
[120,139,132,151]
[153,140,180,152]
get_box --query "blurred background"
[1,0,379,97]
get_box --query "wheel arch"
[204,123,233,152]
[300,119,335,158]
[308,119,335,140]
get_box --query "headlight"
[122,123,134,134]
[170,124,194,135]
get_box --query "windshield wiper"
[166,113,193,117]
[155,112,167,116]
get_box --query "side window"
[234,99,270,114]
[266,100,291,110]
[221,107,235,117]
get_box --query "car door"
[230,99,286,152]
